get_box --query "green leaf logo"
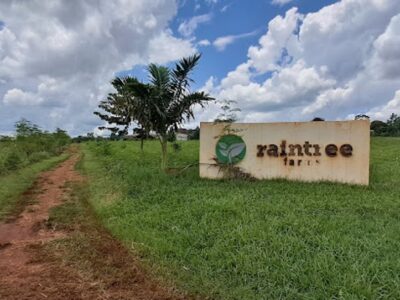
[216,135,246,164]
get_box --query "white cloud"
[271,0,293,6]
[200,76,217,94]
[366,90,400,120]
[3,88,43,106]
[221,4,231,13]
[219,60,336,111]
[0,0,196,135]
[248,7,301,73]
[368,14,400,79]
[148,30,196,64]
[213,31,257,51]
[221,63,252,87]
[193,0,400,124]
[198,39,211,46]
[178,14,212,37]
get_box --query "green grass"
[0,153,69,220]
[81,138,400,299]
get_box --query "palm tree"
[95,54,213,169]
[128,54,213,169]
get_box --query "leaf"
[218,142,228,150]
[219,149,228,157]
[227,143,245,159]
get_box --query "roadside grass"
[45,182,141,284]
[0,128,70,175]
[43,179,190,299]
[81,138,400,299]
[0,153,69,221]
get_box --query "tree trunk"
[160,136,168,171]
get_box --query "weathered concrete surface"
[200,121,370,185]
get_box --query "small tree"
[214,99,241,123]
[15,118,41,138]
[94,77,152,150]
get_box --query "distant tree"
[15,118,41,137]
[53,128,70,147]
[214,99,241,123]
[386,113,400,136]
[355,114,370,120]
[311,117,325,121]
[370,114,400,136]
[188,126,200,140]
[370,120,388,136]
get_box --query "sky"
[0,0,400,136]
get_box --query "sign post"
[200,121,370,185]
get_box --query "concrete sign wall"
[199,121,370,185]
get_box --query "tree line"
[370,113,400,136]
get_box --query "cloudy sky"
[0,0,399,136]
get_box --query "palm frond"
[171,53,202,99]
[168,91,214,124]
[147,64,170,90]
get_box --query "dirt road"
[0,154,187,300]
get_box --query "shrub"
[0,119,71,174]
[28,151,51,163]
[4,150,25,171]
[95,141,112,156]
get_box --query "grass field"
[81,138,400,299]
[0,154,69,220]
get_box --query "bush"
[0,119,71,174]
[28,151,51,163]
[4,150,26,171]
[95,141,112,156]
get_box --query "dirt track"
[0,153,187,300]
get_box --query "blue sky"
[171,0,339,88]
[121,0,339,89]
[0,0,400,136]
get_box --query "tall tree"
[95,54,213,169]
[134,54,213,169]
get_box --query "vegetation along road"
[0,148,189,300]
